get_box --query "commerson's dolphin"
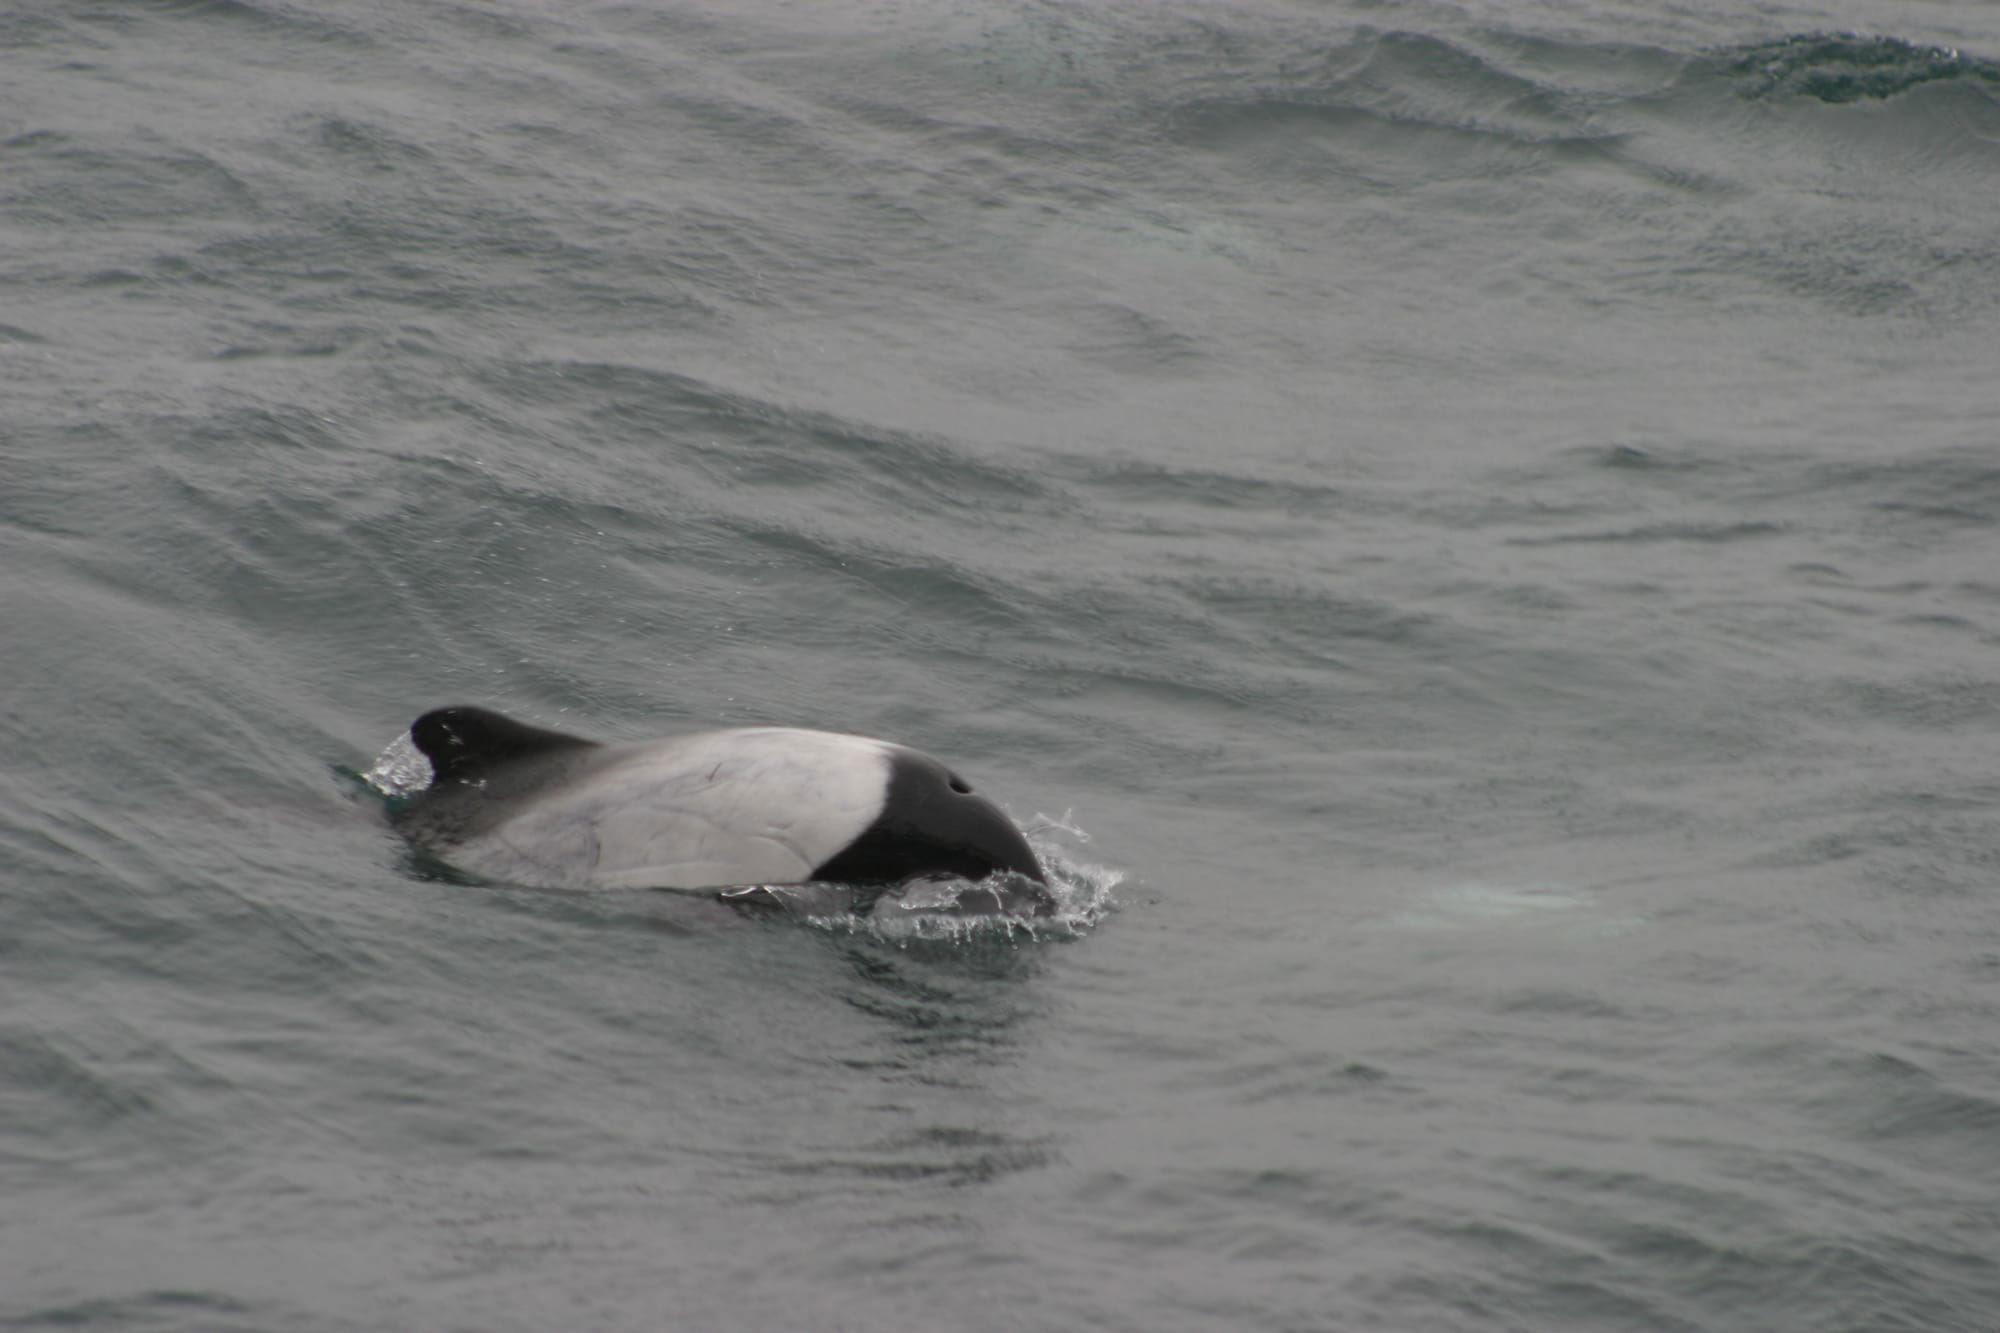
[385,706,1052,917]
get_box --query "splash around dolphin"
[374,706,1053,918]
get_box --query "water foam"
[359,730,431,800]
[785,810,1122,944]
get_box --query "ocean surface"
[6,1,2000,1328]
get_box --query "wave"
[1723,32,2000,104]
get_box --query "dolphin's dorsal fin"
[409,706,599,781]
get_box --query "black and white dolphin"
[386,706,1051,916]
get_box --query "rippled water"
[6,1,2000,1329]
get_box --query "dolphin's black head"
[812,746,1050,912]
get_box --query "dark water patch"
[0,12,80,50]
[1165,575,1438,681]
[1874,502,1994,529]
[1196,28,1986,323]
[1507,520,1787,546]
[119,398,805,679]
[148,119,719,321]
[1461,443,1771,530]
[1488,1147,2000,1332]
[1070,457,1356,517]
[757,1124,1052,1191]
[1,803,203,959]
[1491,986,1632,1022]
[1724,33,2000,104]
[3,425,151,541]
[309,116,441,173]
[0,981,261,1183]
[210,322,375,361]
[1822,453,2000,530]
[675,408,1053,520]
[1532,447,2000,545]
[0,1027,162,1149]
[471,358,1054,517]
[0,134,262,226]
[1548,1129,2000,1331]
[833,944,1043,1052]
[97,378,1060,716]
[1891,605,1989,638]
[78,0,378,53]
[1227,1056,1415,1108]
[1382,1207,1699,1333]
[1057,299,1207,374]
[133,413,468,636]
[1685,216,1990,321]
[5,1288,271,1333]
[1826,676,2000,731]
[1591,443,1699,472]
[1077,1164,1382,1259]
[1166,26,1603,148]
[1732,764,2000,899]
[1467,580,1579,616]
[1826,1051,2000,1159]
[1018,614,1329,730]
[705,521,1039,646]
[1494,28,1694,98]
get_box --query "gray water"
[6,1,2000,1329]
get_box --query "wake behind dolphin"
[372,706,1054,919]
